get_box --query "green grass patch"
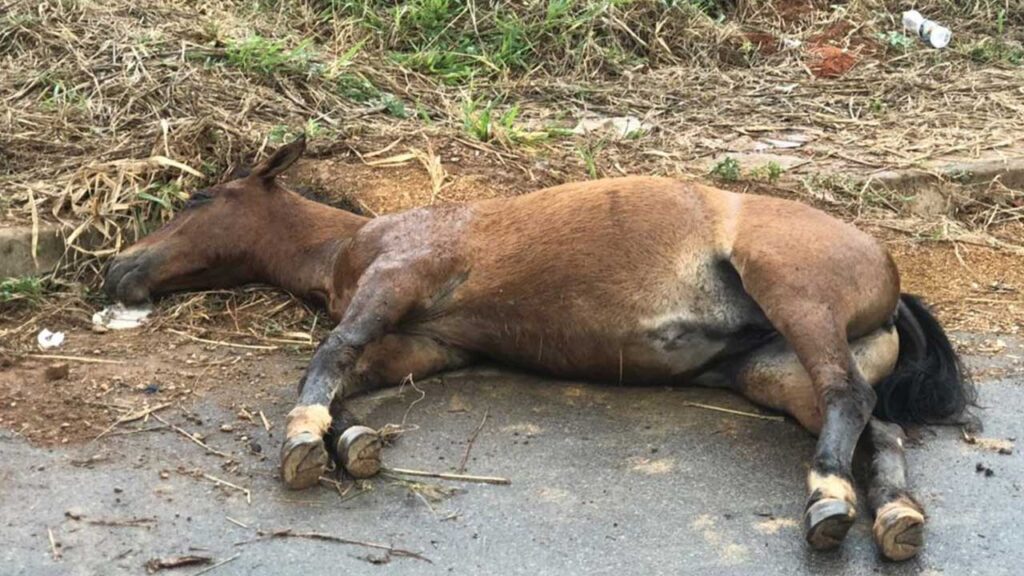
[35,72,88,110]
[137,182,187,211]
[268,119,327,144]
[961,37,1024,65]
[224,35,317,76]
[710,156,741,181]
[749,161,784,184]
[576,137,608,179]
[460,97,552,145]
[0,277,45,305]
[326,0,731,82]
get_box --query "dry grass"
[1,0,1022,297]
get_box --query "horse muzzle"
[104,250,160,305]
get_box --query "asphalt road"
[2,336,1021,576]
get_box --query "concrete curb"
[0,224,66,279]
[866,157,1024,192]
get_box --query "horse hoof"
[280,432,328,490]
[805,498,855,550]
[874,504,925,561]
[336,425,382,479]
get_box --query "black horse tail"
[873,294,979,429]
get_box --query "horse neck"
[259,197,369,306]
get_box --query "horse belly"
[622,260,774,382]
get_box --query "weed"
[268,124,290,143]
[625,127,648,140]
[37,74,87,110]
[269,120,323,144]
[877,31,913,52]
[962,38,1024,65]
[305,119,324,138]
[383,95,407,118]
[462,97,496,141]
[750,161,784,183]
[335,0,732,82]
[576,138,608,179]
[333,73,382,102]
[948,169,974,184]
[392,50,478,84]
[0,277,45,305]
[224,35,316,76]
[137,183,186,211]
[460,97,534,144]
[710,157,741,181]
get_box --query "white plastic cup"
[902,10,951,49]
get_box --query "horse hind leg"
[731,327,899,433]
[729,330,924,560]
[856,418,925,561]
[725,323,899,549]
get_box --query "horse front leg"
[281,272,424,489]
[281,334,359,489]
[324,334,474,480]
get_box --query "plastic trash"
[91,303,153,331]
[37,329,65,349]
[571,116,651,139]
[902,10,951,49]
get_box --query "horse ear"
[253,134,305,181]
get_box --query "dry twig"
[457,408,489,473]
[236,529,430,563]
[383,467,510,486]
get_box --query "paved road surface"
[3,337,1021,575]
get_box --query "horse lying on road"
[104,136,974,561]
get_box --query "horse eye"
[184,189,213,209]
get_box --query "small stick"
[457,408,489,474]
[106,425,169,437]
[383,467,510,486]
[48,528,61,560]
[191,553,241,576]
[225,516,249,529]
[681,401,786,422]
[153,414,233,460]
[29,354,125,365]
[85,517,156,528]
[258,411,271,432]
[93,402,172,442]
[238,529,430,563]
[167,329,277,351]
[320,477,368,503]
[202,473,251,504]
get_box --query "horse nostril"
[103,253,152,304]
[104,257,133,297]
[117,272,152,305]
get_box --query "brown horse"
[104,137,973,561]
